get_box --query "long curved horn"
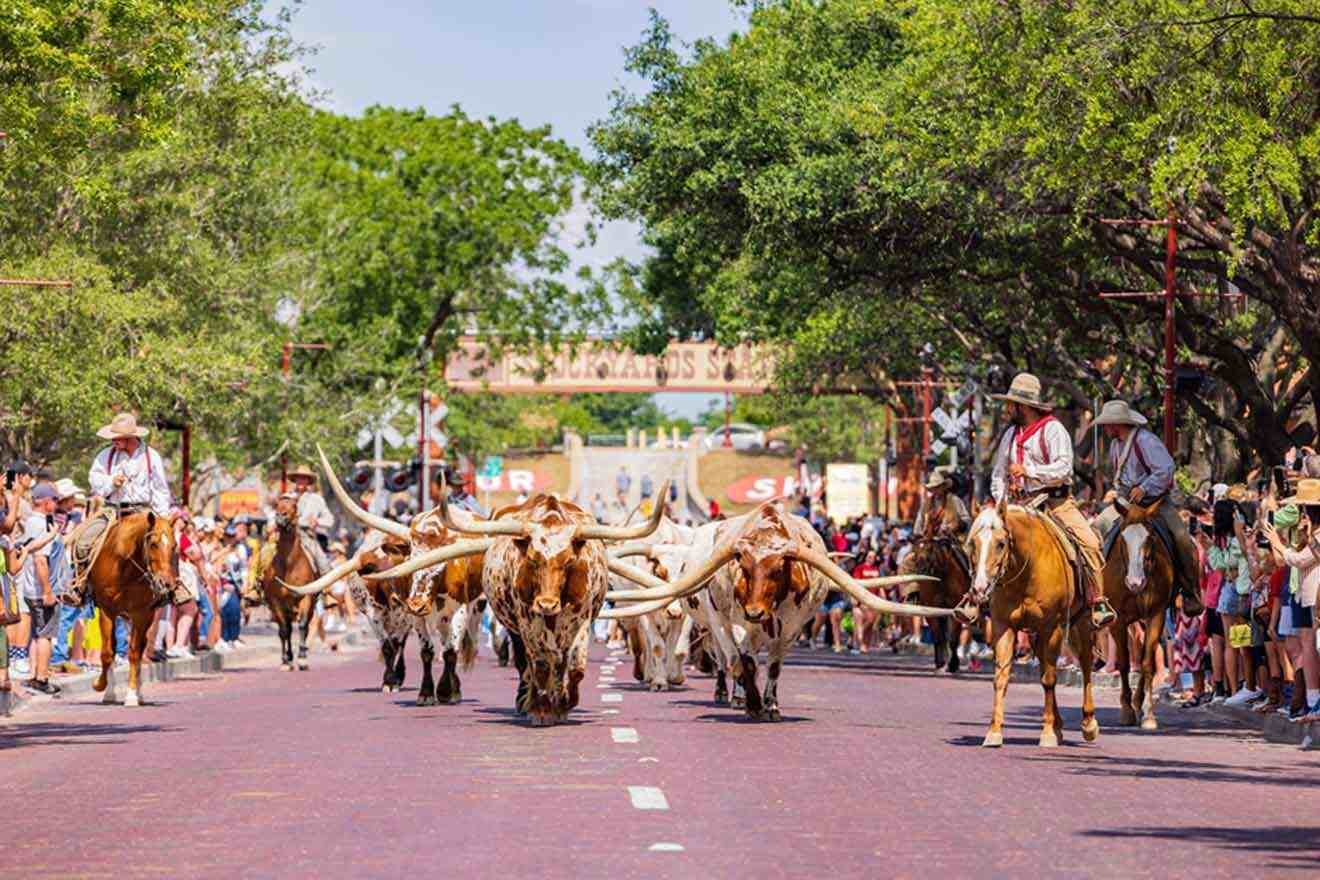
[603,544,735,605]
[363,538,496,581]
[278,555,364,597]
[317,444,410,540]
[793,546,953,618]
[576,481,670,540]
[607,542,658,561]
[857,575,942,590]
[436,490,525,537]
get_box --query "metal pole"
[1093,396,1103,500]
[371,425,385,516]
[1163,204,1177,450]
[921,368,932,465]
[723,392,733,449]
[419,388,430,511]
[972,385,983,505]
[181,424,192,507]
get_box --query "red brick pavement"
[2,641,1317,878]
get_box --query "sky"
[287,2,746,419]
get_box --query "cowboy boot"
[1086,571,1116,629]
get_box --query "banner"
[726,473,823,504]
[825,463,871,524]
[445,337,770,394]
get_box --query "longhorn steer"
[370,488,673,726]
[603,502,950,720]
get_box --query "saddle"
[64,501,118,602]
[1014,502,1089,619]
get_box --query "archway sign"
[444,336,770,394]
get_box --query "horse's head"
[966,504,1013,603]
[274,494,299,528]
[142,512,180,595]
[1115,499,1163,593]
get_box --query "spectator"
[1260,479,1320,722]
[640,472,653,501]
[851,551,882,653]
[591,492,606,522]
[615,465,631,507]
[1207,498,1250,703]
[19,483,61,693]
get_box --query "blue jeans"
[51,602,91,664]
[220,591,242,642]
[115,618,129,658]
[197,589,213,644]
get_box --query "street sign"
[950,378,977,410]
[930,439,948,457]
[931,407,955,437]
[480,456,503,478]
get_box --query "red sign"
[726,474,823,504]
[218,488,261,518]
[474,469,554,494]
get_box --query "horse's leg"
[947,617,963,674]
[933,617,947,671]
[1071,623,1100,742]
[296,599,312,670]
[1116,618,1137,726]
[983,619,1015,748]
[95,609,116,702]
[1038,622,1064,747]
[278,611,294,670]
[1139,610,1166,731]
[125,612,151,707]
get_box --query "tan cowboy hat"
[924,469,951,490]
[287,464,318,482]
[96,412,149,440]
[990,372,1054,410]
[1092,399,1148,427]
[1282,478,1320,507]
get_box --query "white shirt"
[297,491,334,533]
[88,443,172,516]
[990,418,1074,502]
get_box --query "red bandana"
[1014,415,1056,465]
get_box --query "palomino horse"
[88,511,180,706]
[1101,499,1175,730]
[966,498,1099,747]
[261,495,321,671]
[898,536,971,673]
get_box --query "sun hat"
[1092,399,1148,427]
[1282,478,1320,507]
[990,372,1054,410]
[96,412,150,440]
[287,464,317,482]
[53,478,84,500]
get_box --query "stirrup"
[1090,600,1117,629]
[953,595,981,625]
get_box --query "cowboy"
[1091,400,1204,616]
[987,373,1115,628]
[69,413,173,599]
[287,465,335,576]
[913,469,971,538]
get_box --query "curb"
[895,642,1141,690]
[1,625,373,718]
[1203,699,1318,748]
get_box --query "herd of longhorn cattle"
[278,445,953,728]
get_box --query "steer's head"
[517,520,587,619]
[730,509,808,624]
[402,510,458,616]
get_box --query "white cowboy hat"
[96,412,150,440]
[990,372,1054,410]
[1282,478,1320,507]
[52,478,84,500]
[924,469,951,490]
[1092,399,1148,427]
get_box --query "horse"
[88,511,180,706]
[898,536,971,673]
[1100,499,1176,730]
[965,497,1099,747]
[260,495,321,671]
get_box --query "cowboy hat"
[1092,399,1148,428]
[52,478,84,500]
[96,412,149,440]
[1282,478,1320,507]
[990,372,1054,410]
[287,464,318,482]
[924,469,951,490]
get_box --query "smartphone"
[1273,466,1288,496]
[3,469,13,490]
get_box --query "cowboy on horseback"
[287,464,335,576]
[68,413,175,602]
[1090,399,1204,617]
[914,468,971,539]
[983,372,1115,629]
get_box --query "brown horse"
[88,511,180,706]
[899,537,971,673]
[1101,499,1175,730]
[261,495,320,671]
[965,498,1099,747]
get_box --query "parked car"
[704,423,766,451]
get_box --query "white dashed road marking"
[611,727,639,744]
[627,786,669,810]
[649,843,685,852]
[602,693,623,703]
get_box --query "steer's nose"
[532,597,561,617]
[743,606,766,622]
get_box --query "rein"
[968,514,1029,601]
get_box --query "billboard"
[445,337,770,394]
[825,463,871,524]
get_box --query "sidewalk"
[1,621,373,718]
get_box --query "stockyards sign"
[444,337,770,394]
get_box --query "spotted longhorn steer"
[603,502,950,720]
[370,489,672,726]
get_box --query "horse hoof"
[649,682,665,692]
[731,695,745,708]
[1141,715,1159,731]
[297,660,309,671]
[1119,708,1138,727]
[417,694,437,707]
[528,712,553,728]
[124,691,141,708]
[982,731,1003,748]
[667,675,686,687]
[1038,731,1059,748]
[442,691,462,705]
[102,691,117,705]
[281,663,293,672]
[766,707,782,722]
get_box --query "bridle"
[128,522,177,596]
[965,515,1027,602]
